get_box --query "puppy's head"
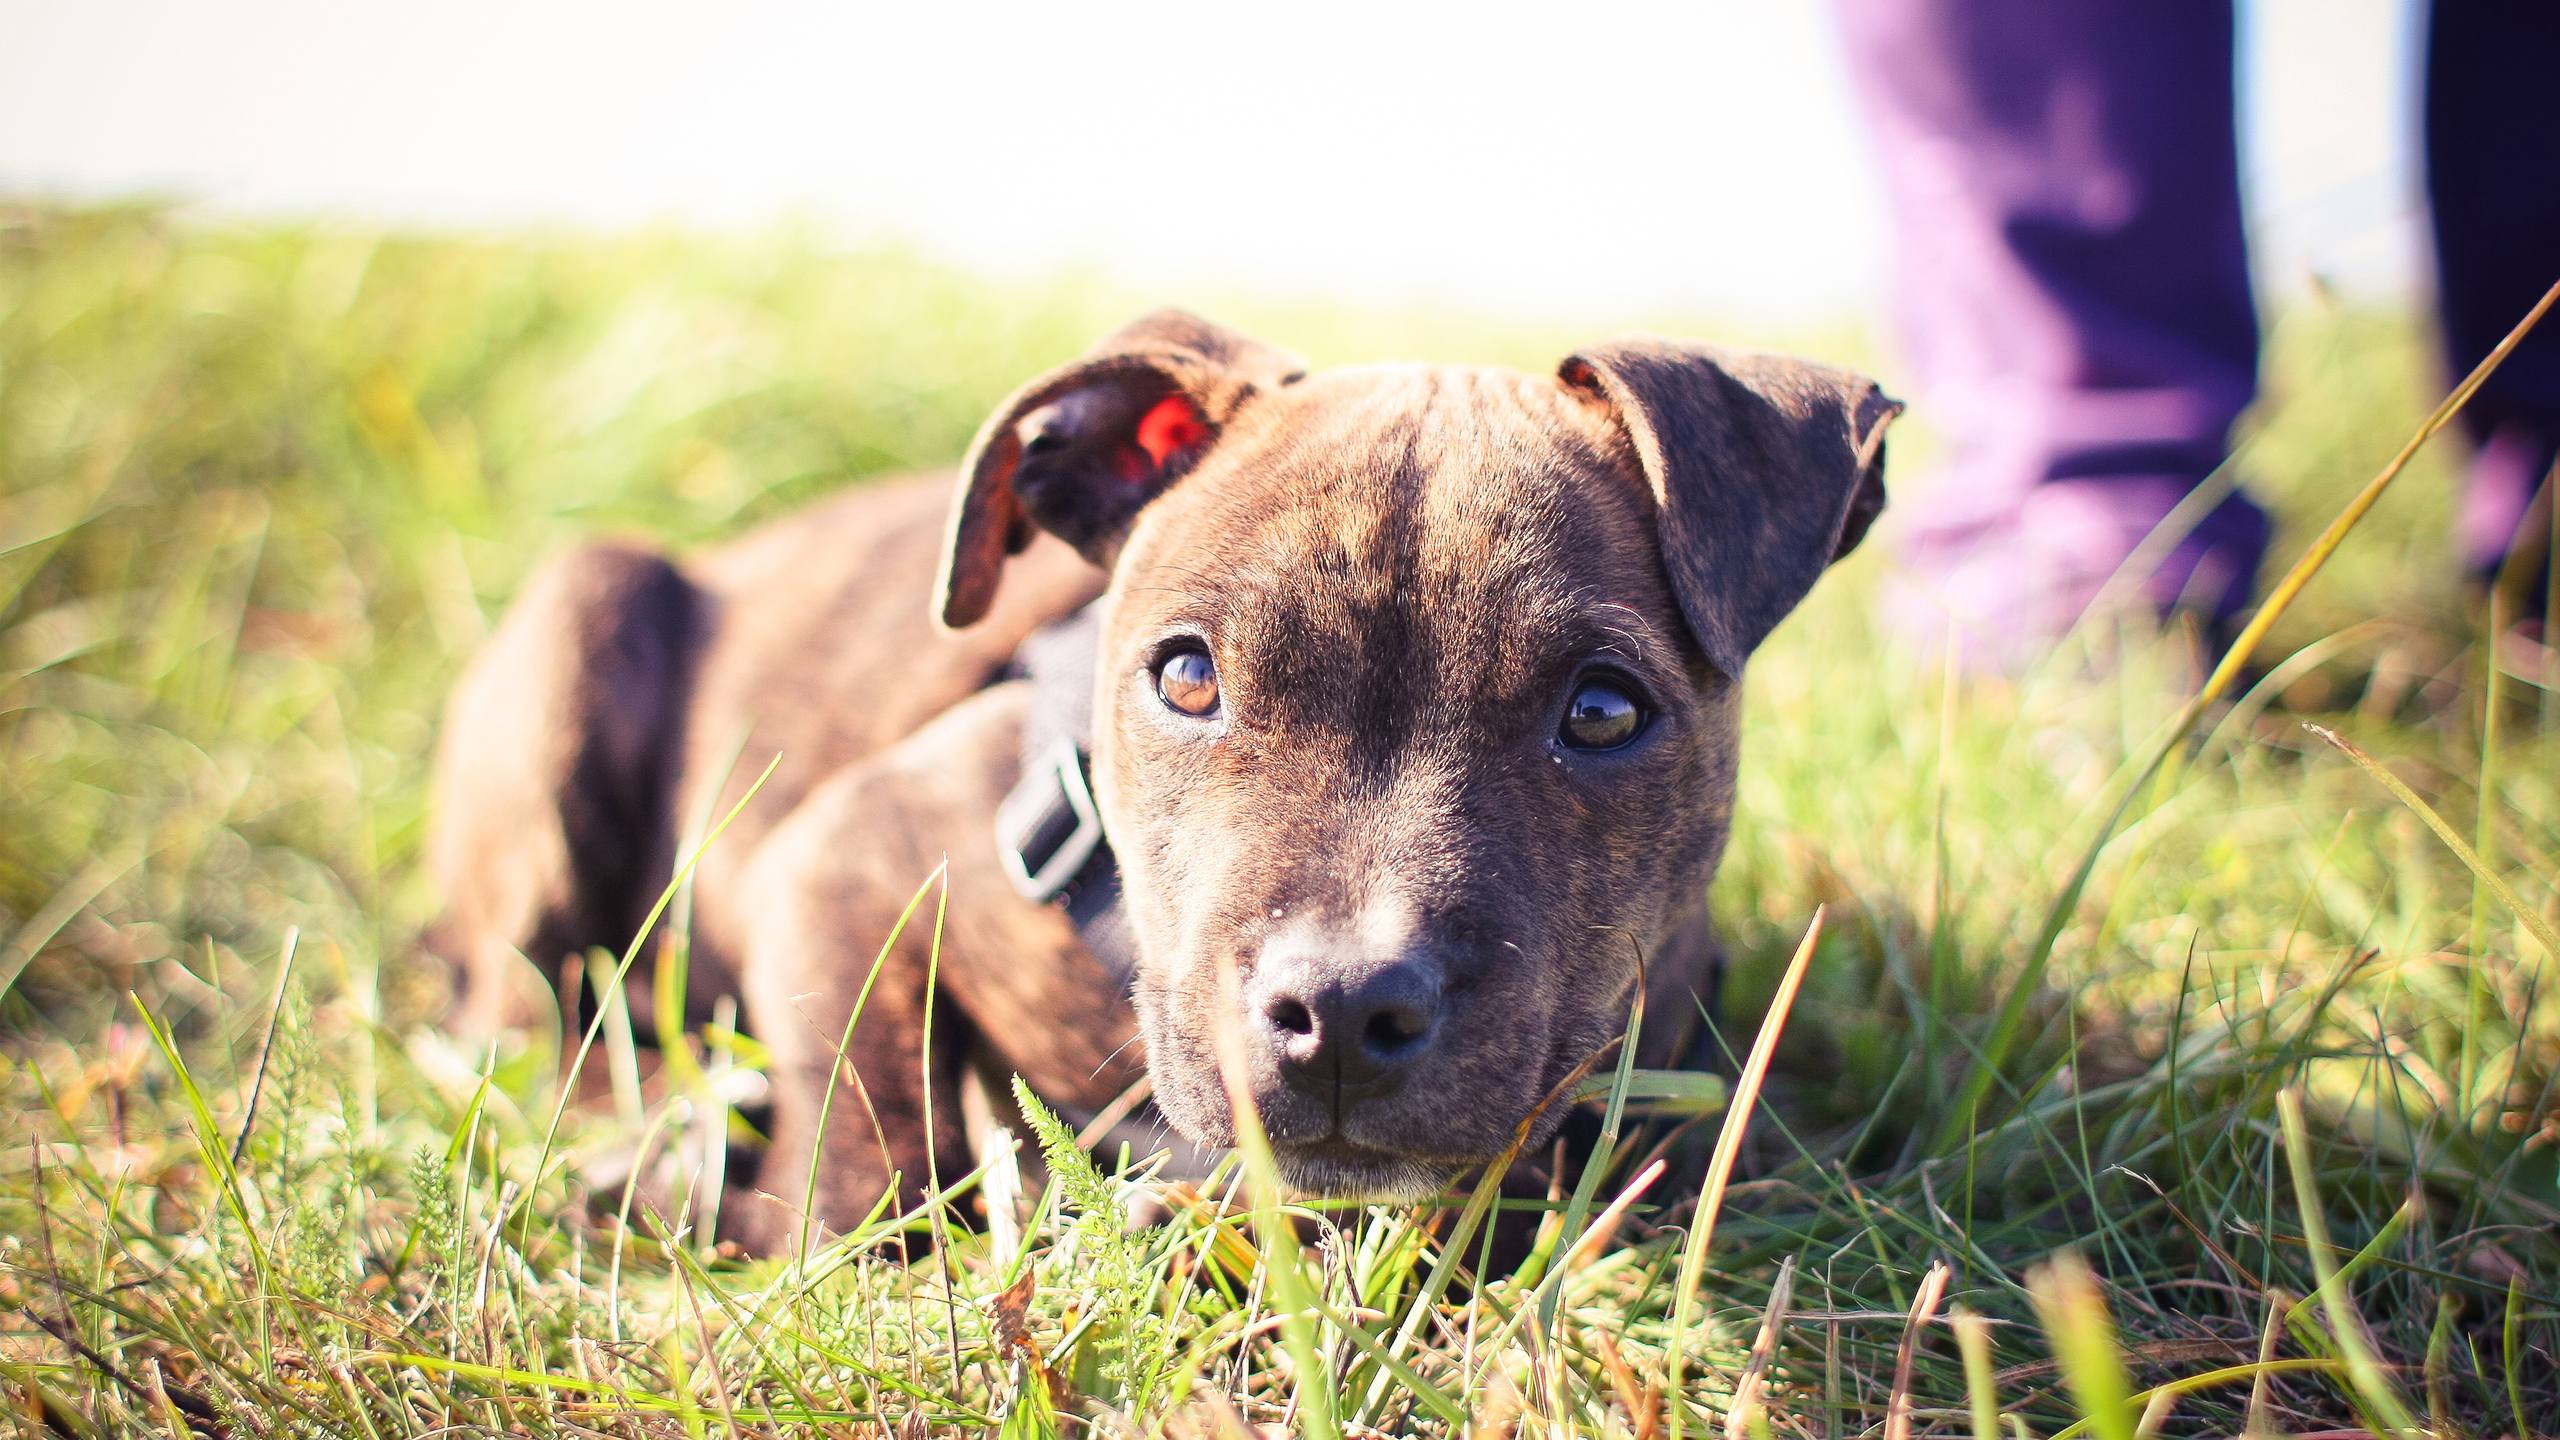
[940,311,1896,1198]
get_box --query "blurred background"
[3,0,2419,324]
[0,0,2491,1022]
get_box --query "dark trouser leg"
[2427,1,2560,616]
[1834,0,2268,656]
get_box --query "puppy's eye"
[1558,675,1647,751]
[1155,647,1220,718]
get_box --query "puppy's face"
[938,313,1894,1198]
[1095,368,1734,1195]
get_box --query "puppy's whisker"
[1091,1032,1144,1082]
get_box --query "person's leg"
[2426,1,2560,618]
[1833,0,2267,662]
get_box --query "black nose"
[1252,942,1445,1093]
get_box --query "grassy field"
[1,202,2553,1438]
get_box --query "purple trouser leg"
[2429,2,2560,613]
[1834,0,2269,655]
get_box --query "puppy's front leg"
[729,773,968,1255]
[723,682,1145,1253]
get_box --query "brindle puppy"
[428,311,1897,1250]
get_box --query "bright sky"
[0,0,2420,326]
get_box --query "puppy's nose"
[1252,941,1444,1093]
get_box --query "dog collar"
[994,603,1143,987]
[995,735,1105,901]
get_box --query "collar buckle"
[995,736,1105,903]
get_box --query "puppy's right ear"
[935,310,1304,629]
[1560,339,1897,679]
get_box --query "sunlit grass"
[2,204,2555,1435]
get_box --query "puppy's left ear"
[1560,339,1900,679]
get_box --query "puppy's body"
[433,478,1084,1015]
[430,315,1895,1251]
[433,480,1139,1238]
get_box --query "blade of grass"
[1557,1157,1667,1281]
[655,724,755,1096]
[1667,906,1824,1440]
[2044,1359,2347,1440]
[1356,1132,1519,1421]
[2245,1287,2288,1440]
[1209,948,1337,1440]
[1883,1261,1950,1440]
[127,993,266,1288]
[1937,276,2560,1151]
[224,927,298,1172]
[2278,1189,2417,1335]
[919,865,967,1394]
[1723,1255,1796,1440]
[2465,581,2511,1124]
[2306,724,2558,962]
[521,752,782,1249]
[2027,1251,2136,1440]
[2503,1272,2528,1440]
[798,860,947,1261]
[1303,1296,1467,1429]
[2277,1089,2421,1437]
[1531,981,1645,1311]
[1953,1308,2000,1440]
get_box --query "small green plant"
[1011,1076,1175,1417]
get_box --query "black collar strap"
[994,603,1143,987]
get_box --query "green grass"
[3,202,2554,1437]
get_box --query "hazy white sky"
[0,0,2420,325]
